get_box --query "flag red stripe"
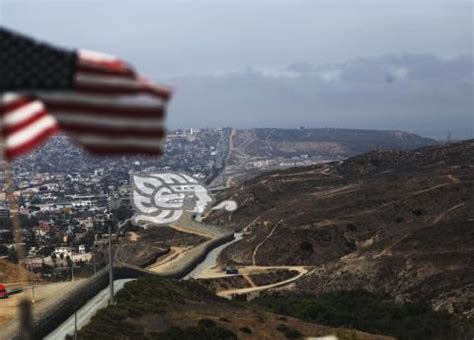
[0,97,35,114]
[44,101,165,117]
[74,83,171,100]
[60,123,166,138]
[78,58,135,77]
[3,109,49,135]
[5,125,59,159]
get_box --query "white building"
[53,247,72,257]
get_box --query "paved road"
[45,279,134,340]
[43,231,238,338]
[40,221,235,338]
[183,233,243,279]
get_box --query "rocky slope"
[206,140,474,319]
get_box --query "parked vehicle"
[225,266,239,275]
[0,284,8,299]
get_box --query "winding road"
[35,218,308,339]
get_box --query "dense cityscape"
[0,128,230,280]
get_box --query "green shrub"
[198,318,216,328]
[152,325,237,340]
[284,328,302,338]
[254,290,465,340]
[299,241,314,253]
[276,323,289,332]
[239,326,252,334]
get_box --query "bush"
[198,318,216,328]
[153,325,237,340]
[254,290,465,340]
[346,223,358,231]
[412,209,425,216]
[299,241,314,253]
[284,328,302,338]
[276,323,289,332]
[239,326,252,334]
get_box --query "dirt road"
[0,280,83,330]
[214,266,309,299]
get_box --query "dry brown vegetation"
[208,140,474,319]
[79,275,392,340]
[0,259,40,284]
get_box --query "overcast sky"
[0,0,472,138]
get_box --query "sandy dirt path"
[252,219,283,266]
[216,266,309,299]
[432,202,465,224]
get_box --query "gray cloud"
[166,54,473,139]
[1,0,472,77]
[1,1,472,139]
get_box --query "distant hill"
[218,128,437,188]
[228,128,436,162]
[207,140,474,320]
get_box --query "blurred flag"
[0,28,171,159]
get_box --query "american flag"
[0,28,171,159]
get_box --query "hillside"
[206,140,474,319]
[230,128,436,161]
[212,128,437,189]
[79,275,391,340]
[0,259,40,284]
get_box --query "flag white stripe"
[1,93,22,104]
[36,92,165,108]
[54,113,163,129]
[3,100,44,126]
[75,73,141,87]
[79,49,119,62]
[6,115,57,149]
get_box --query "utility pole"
[120,238,123,265]
[93,240,96,274]
[74,308,78,340]
[108,220,114,304]
[71,247,74,281]
[31,283,35,304]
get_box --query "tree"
[7,249,18,263]
[80,230,95,248]
[113,205,132,221]
[299,241,314,253]
[0,244,9,256]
